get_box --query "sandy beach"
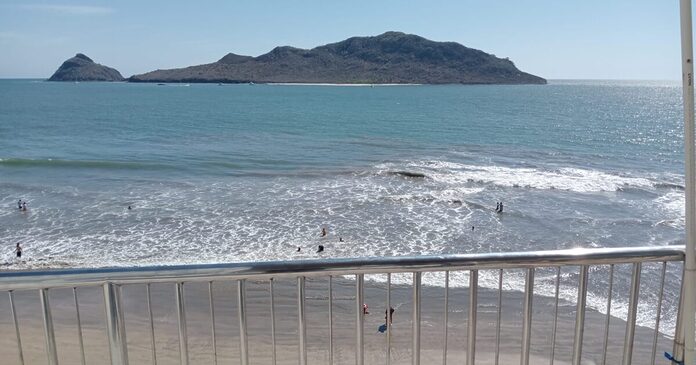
[0,274,674,365]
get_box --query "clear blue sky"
[0,0,686,79]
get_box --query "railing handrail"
[0,245,684,291]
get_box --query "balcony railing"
[0,245,685,365]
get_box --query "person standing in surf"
[14,242,22,259]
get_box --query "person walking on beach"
[15,243,22,258]
[385,306,394,324]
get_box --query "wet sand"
[0,275,674,365]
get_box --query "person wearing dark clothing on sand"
[15,243,22,258]
[385,306,395,324]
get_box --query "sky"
[0,0,687,79]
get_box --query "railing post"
[103,283,129,365]
[572,266,588,365]
[601,265,614,365]
[520,268,534,365]
[443,271,449,365]
[175,282,189,365]
[9,291,25,365]
[412,272,421,365]
[270,279,278,365]
[387,273,392,365]
[467,270,478,365]
[328,276,333,365]
[73,287,86,365]
[297,277,307,365]
[356,274,365,365]
[146,284,157,365]
[680,0,696,363]
[621,263,641,365]
[238,280,249,365]
[40,288,59,365]
[674,269,685,360]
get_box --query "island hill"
[49,32,546,85]
[48,53,124,82]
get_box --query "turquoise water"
[0,79,686,332]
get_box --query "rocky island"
[129,32,545,85]
[48,53,124,82]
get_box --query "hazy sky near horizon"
[0,0,686,79]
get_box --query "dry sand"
[0,275,675,365]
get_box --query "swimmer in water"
[317,245,324,253]
[297,246,301,252]
[339,237,343,242]
[128,205,132,210]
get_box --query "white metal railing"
[0,245,686,365]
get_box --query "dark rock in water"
[48,53,124,82]
[390,171,427,178]
[129,32,546,85]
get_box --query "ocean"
[0,79,686,334]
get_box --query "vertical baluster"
[40,288,59,365]
[412,272,421,365]
[176,282,189,365]
[622,263,642,365]
[601,265,614,365]
[73,287,86,365]
[495,269,503,365]
[650,262,667,365]
[673,267,685,360]
[572,266,589,365]
[467,270,478,365]
[442,271,449,365]
[146,284,157,365]
[356,274,365,365]
[387,273,392,365]
[103,283,129,365]
[238,280,249,365]
[270,279,277,365]
[520,268,534,365]
[208,282,217,365]
[550,267,561,365]
[328,276,333,365]
[9,291,25,365]
[297,277,307,365]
